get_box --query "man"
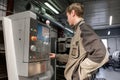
[50,3,109,80]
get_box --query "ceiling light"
[65,28,73,33]
[109,16,112,25]
[44,2,59,14]
[48,0,61,11]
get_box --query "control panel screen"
[37,24,49,43]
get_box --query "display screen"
[37,24,49,43]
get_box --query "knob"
[30,45,36,51]
[31,36,37,41]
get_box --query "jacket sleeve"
[56,54,69,63]
[80,23,106,63]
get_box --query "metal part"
[57,37,71,53]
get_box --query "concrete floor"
[96,68,120,80]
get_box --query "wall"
[0,0,7,17]
[107,37,120,55]
[95,27,120,55]
[84,0,120,29]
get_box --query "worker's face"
[66,10,74,26]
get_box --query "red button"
[31,36,37,41]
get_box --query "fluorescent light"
[65,28,73,33]
[107,30,111,35]
[48,0,61,11]
[109,16,112,25]
[44,2,59,14]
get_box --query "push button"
[30,45,36,51]
[31,36,37,41]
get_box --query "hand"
[49,53,56,59]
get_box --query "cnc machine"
[0,11,52,80]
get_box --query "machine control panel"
[29,18,50,62]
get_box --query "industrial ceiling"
[14,0,120,30]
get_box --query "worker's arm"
[50,53,69,63]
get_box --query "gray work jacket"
[56,21,109,80]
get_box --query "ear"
[71,10,75,17]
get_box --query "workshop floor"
[96,67,120,80]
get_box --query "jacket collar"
[73,18,84,31]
